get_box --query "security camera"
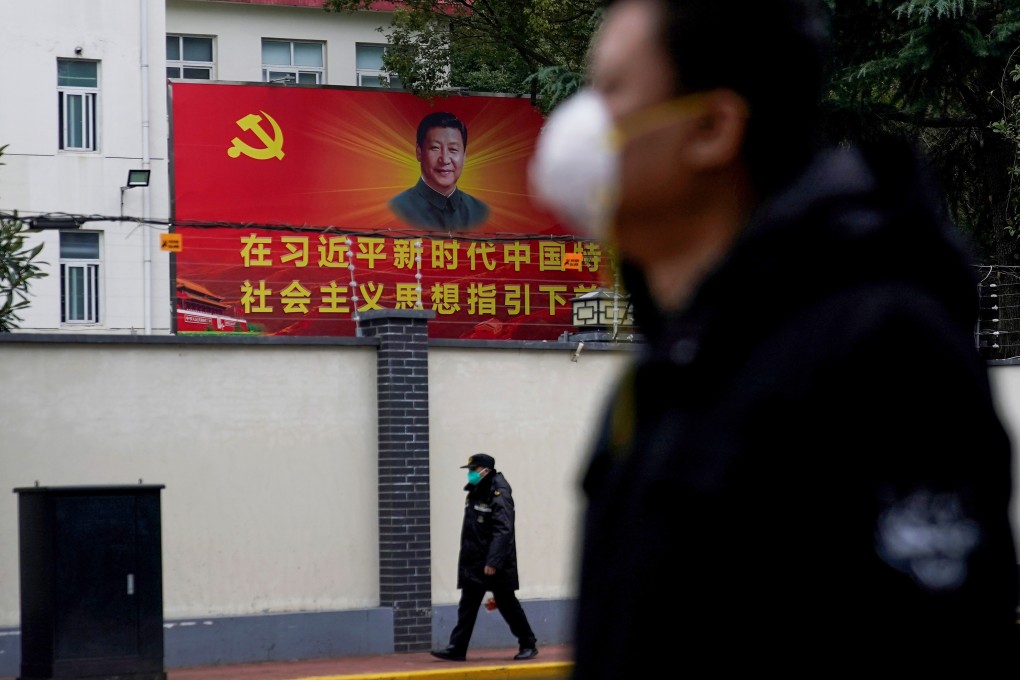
[74,46,83,55]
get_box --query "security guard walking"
[431,453,539,662]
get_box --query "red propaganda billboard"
[169,81,609,339]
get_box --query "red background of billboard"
[170,82,607,339]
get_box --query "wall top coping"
[0,332,642,353]
[0,333,379,348]
[360,309,437,323]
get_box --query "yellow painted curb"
[297,660,573,680]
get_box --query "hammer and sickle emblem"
[227,111,285,160]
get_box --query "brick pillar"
[359,309,435,653]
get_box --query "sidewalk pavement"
[165,644,573,680]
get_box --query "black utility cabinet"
[14,485,167,680]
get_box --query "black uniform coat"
[571,141,1019,677]
[388,178,490,231]
[457,471,520,590]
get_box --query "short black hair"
[416,111,468,150]
[607,0,832,195]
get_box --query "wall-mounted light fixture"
[121,169,151,216]
[567,287,638,348]
[571,287,634,331]
[125,169,150,188]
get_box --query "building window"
[262,39,324,84]
[60,232,101,324]
[356,44,401,88]
[167,35,214,79]
[57,59,98,151]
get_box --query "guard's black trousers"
[446,582,537,654]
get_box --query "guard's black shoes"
[430,647,466,661]
[514,647,539,660]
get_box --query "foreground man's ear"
[685,88,750,169]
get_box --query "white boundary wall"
[4,340,1017,632]
[986,364,1020,550]
[0,338,628,628]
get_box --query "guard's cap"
[460,453,495,469]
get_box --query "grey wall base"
[163,608,395,668]
[431,599,575,651]
[0,599,573,677]
[0,607,393,678]
[0,630,16,678]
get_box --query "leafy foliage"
[449,41,534,96]
[990,60,1020,240]
[0,145,48,332]
[823,0,1020,263]
[322,0,600,111]
[523,65,586,111]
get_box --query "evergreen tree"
[0,145,48,332]
[823,0,1020,264]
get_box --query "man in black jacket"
[529,0,1019,675]
[431,453,539,662]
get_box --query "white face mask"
[528,89,620,241]
[529,89,713,241]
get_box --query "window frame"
[166,34,215,80]
[57,59,99,152]
[355,43,401,89]
[59,231,102,325]
[261,39,325,85]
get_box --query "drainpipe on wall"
[140,0,153,334]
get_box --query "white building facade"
[0,0,397,335]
